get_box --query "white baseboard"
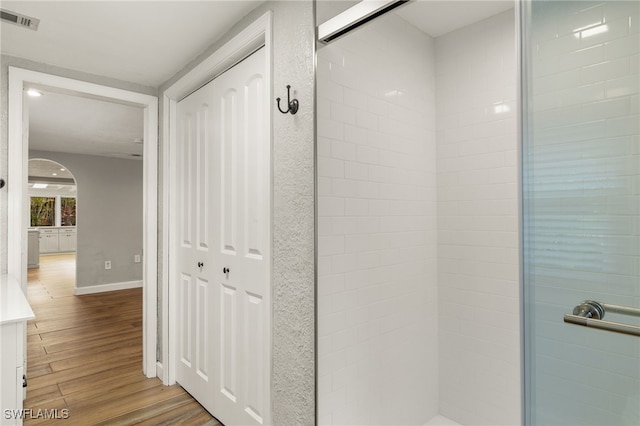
[156,361,165,383]
[74,280,142,295]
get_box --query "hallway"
[25,254,218,425]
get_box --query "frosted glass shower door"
[523,1,640,425]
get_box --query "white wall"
[317,13,438,425]
[30,150,143,288]
[435,10,520,425]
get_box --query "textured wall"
[271,2,315,424]
[435,10,521,425]
[317,13,438,425]
[158,2,316,423]
[0,55,156,277]
[30,150,143,288]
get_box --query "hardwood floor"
[26,254,219,425]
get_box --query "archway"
[27,158,78,293]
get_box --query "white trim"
[74,280,143,295]
[160,82,171,386]
[156,361,164,378]
[7,68,158,378]
[142,84,159,381]
[162,10,273,399]
[163,12,271,101]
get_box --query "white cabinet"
[39,229,59,254]
[1,275,35,426]
[58,229,76,252]
[28,230,39,269]
[38,228,76,254]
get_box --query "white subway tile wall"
[317,13,439,426]
[527,1,640,425]
[318,7,520,426]
[435,10,520,426]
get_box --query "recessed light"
[52,173,57,176]
[27,89,42,97]
[60,168,65,171]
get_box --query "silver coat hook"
[276,85,299,115]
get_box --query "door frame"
[162,11,272,387]
[7,68,159,377]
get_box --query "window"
[30,196,77,227]
[61,197,76,226]
[30,197,55,227]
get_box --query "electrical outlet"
[105,261,112,270]
[134,255,141,263]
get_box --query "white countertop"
[0,275,35,325]
[30,226,76,230]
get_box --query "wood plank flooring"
[26,254,219,425]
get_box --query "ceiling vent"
[1,9,40,31]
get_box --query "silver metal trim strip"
[564,314,640,337]
[602,303,640,318]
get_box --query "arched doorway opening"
[27,158,78,294]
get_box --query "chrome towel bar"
[564,300,640,337]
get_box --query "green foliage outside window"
[30,197,55,227]
[61,197,76,226]
[30,196,77,227]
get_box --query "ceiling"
[28,158,77,194]
[28,88,144,159]
[1,1,263,87]
[1,1,262,159]
[29,158,74,180]
[3,1,516,87]
[3,1,513,159]
[317,0,514,37]
[396,0,514,37]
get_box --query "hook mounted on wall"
[276,85,299,115]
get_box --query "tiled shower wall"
[317,13,438,426]
[435,11,520,425]
[317,8,519,426]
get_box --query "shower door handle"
[564,300,640,337]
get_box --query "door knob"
[197,262,204,268]
[223,267,230,274]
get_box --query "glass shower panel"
[524,1,640,425]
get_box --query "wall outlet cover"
[105,261,112,270]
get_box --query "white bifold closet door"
[175,47,270,426]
